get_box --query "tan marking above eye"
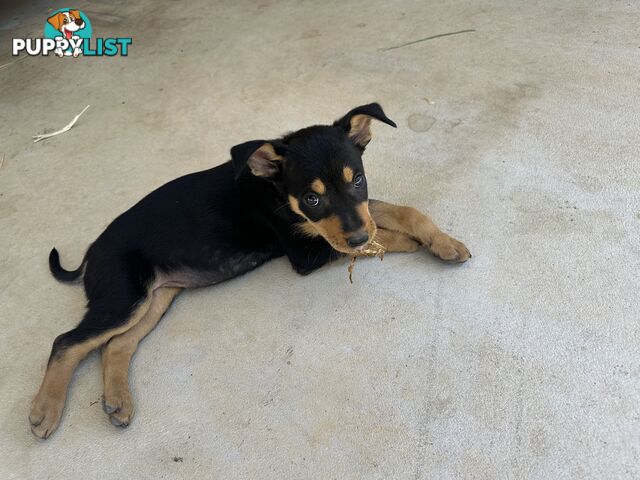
[311,179,326,195]
[343,167,354,183]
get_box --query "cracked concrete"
[1,0,639,478]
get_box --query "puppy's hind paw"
[102,391,134,428]
[29,397,64,439]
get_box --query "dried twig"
[33,105,90,143]
[0,55,28,70]
[381,29,476,51]
[348,240,386,283]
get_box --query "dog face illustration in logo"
[47,9,85,57]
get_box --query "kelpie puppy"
[30,103,470,439]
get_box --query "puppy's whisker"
[272,203,289,215]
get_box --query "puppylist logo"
[12,8,132,58]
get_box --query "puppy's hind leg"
[29,293,153,439]
[101,287,182,427]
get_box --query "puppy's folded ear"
[69,10,82,22]
[334,103,397,148]
[47,12,64,31]
[231,140,286,180]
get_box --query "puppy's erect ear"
[47,12,65,31]
[69,10,82,22]
[231,140,285,180]
[334,103,397,148]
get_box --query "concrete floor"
[1,0,639,478]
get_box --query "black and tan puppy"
[30,103,470,439]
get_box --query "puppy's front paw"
[429,234,471,263]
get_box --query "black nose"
[75,18,83,26]
[347,232,369,248]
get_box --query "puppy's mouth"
[63,28,73,39]
[296,219,377,254]
[323,225,378,255]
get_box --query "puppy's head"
[47,10,85,38]
[231,103,396,254]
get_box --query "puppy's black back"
[86,162,284,285]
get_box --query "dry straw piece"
[348,240,386,283]
[33,105,90,143]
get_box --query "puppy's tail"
[49,248,85,283]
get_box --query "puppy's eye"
[303,193,319,207]
[63,18,69,24]
[353,173,365,188]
